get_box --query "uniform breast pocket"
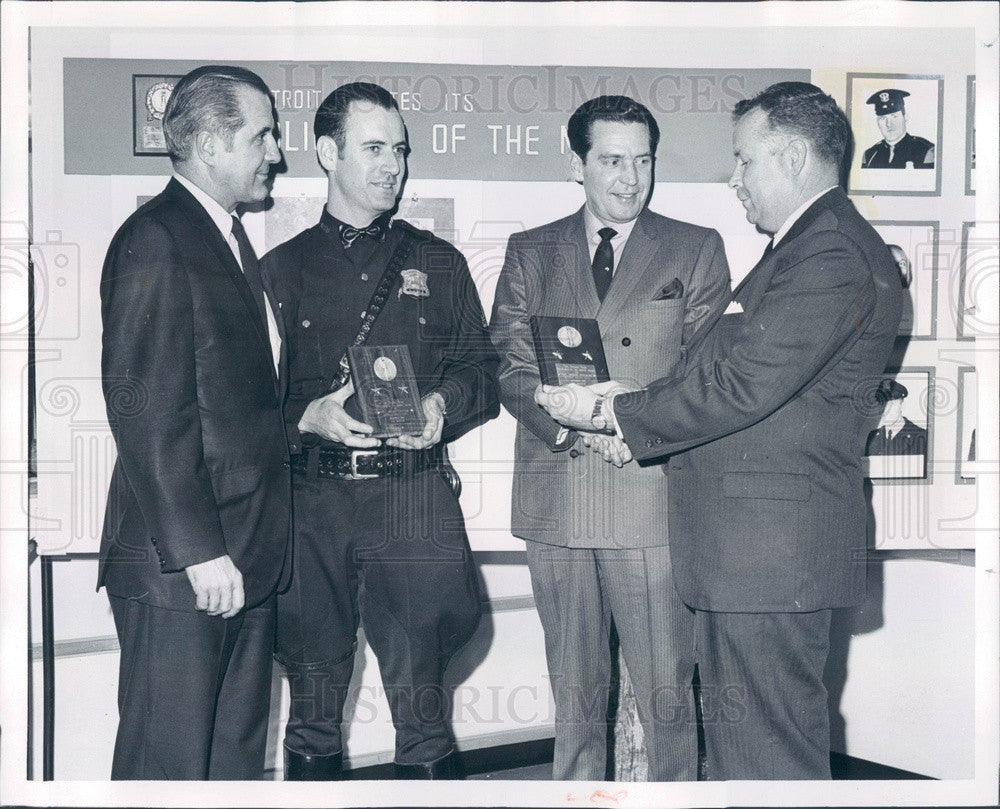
[293,302,331,377]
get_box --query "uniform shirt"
[262,208,500,454]
[861,133,935,168]
[865,417,928,456]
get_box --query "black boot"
[393,751,460,780]
[284,743,343,781]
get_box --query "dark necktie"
[340,221,385,248]
[230,216,269,329]
[592,226,617,302]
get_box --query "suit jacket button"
[569,448,581,458]
[621,337,631,347]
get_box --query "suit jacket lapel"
[556,209,600,317]
[165,179,276,380]
[598,209,658,324]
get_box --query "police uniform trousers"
[276,465,482,766]
[108,593,276,780]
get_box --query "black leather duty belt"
[290,445,440,481]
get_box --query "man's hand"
[185,554,245,619]
[534,380,637,432]
[387,392,445,450]
[580,433,634,467]
[297,381,379,448]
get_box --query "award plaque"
[133,74,181,155]
[529,315,610,386]
[348,345,427,438]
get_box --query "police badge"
[399,269,430,298]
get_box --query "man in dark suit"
[538,82,902,779]
[99,65,289,780]
[263,82,499,781]
[490,95,730,781]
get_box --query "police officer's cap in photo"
[867,89,909,116]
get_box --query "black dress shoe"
[393,751,460,780]
[284,743,343,781]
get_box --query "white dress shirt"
[174,173,281,375]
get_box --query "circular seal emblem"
[557,325,583,348]
[373,357,398,382]
[146,82,175,121]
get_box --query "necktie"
[592,227,617,302]
[230,216,269,329]
[340,221,385,248]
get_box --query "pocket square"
[724,300,745,314]
[653,278,684,300]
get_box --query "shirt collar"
[583,205,639,248]
[772,185,837,247]
[318,208,391,240]
[174,173,236,240]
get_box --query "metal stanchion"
[41,554,55,781]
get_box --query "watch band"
[591,395,608,430]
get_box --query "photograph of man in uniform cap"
[862,89,935,168]
[865,378,928,457]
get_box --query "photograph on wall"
[956,366,977,483]
[864,370,932,481]
[957,221,999,340]
[847,74,943,195]
[132,74,179,155]
[966,75,976,194]
[870,221,938,340]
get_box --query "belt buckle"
[349,449,380,480]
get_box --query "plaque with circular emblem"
[529,315,610,387]
[348,345,426,438]
[133,74,181,155]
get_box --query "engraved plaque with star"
[529,315,610,386]
[348,345,427,438]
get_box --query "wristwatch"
[591,395,608,431]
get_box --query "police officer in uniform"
[861,89,935,168]
[865,379,928,456]
[262,82,500,781]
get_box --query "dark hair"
[162,65,271,162]
[314,82,399,150]
[733,81,850,168]
[567,95,660,162]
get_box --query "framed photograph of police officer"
[863,369,933,482]
[847,73,943,196]
[132,74,180,155]
[870,221,939,340]
[956,366,976,484]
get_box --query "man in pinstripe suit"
[490,96,731,781]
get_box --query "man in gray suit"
[490,95,730,781]
[538,82,902,780]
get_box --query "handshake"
[535,380,639,468]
